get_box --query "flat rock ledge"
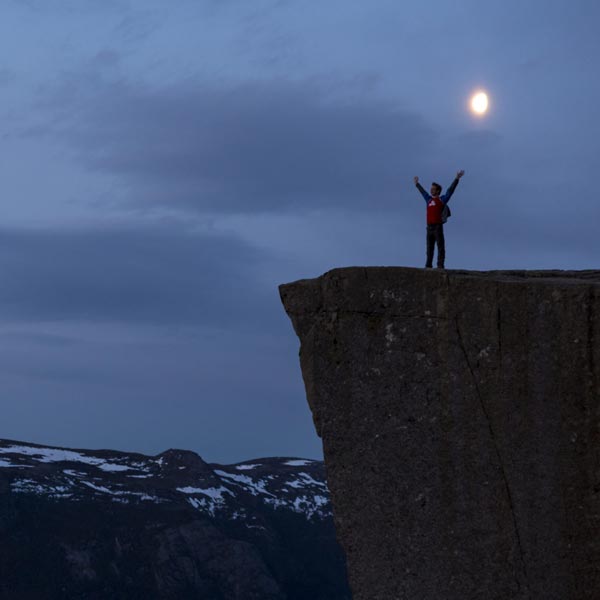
[280,267,600,600]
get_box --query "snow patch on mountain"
[98,463,132,472]
[63,469,86,477]
[265,494,331,520]
[0,445,135,473]
[286,472,328,489]
[12,479,73,499]
[214,470,275,497]
[177,486,233,500]
[187,494,228,517]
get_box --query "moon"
[470,91,489,116]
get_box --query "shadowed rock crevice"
[280,267,600,600]
[454,312,530,597]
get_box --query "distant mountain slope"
[0,439,350,600]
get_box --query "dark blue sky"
[1,0,599,462]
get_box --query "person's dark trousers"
[425,224,445,268]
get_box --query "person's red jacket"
[426,196,445,224]
[416,178,459,224]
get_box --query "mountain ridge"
[0,436,350,599]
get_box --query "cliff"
[280,267,600,600]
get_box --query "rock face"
[0,439,350,599]
[280,267,600,600]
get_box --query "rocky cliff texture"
[0,439,350,599]
[280,267,600,600]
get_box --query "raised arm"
[413,176,431,202]
[442,170,465,204]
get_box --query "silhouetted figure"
[414,170,465,269]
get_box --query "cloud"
[38,77,435,215]
[90,49,122,69]
[11,0,129,14]
[455,129,502,148]
[0,223,274,326]
[0,68,16,86]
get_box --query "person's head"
[430,182,442,197]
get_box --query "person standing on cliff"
[413,170,465,269]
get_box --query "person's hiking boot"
[436,265,445,270]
